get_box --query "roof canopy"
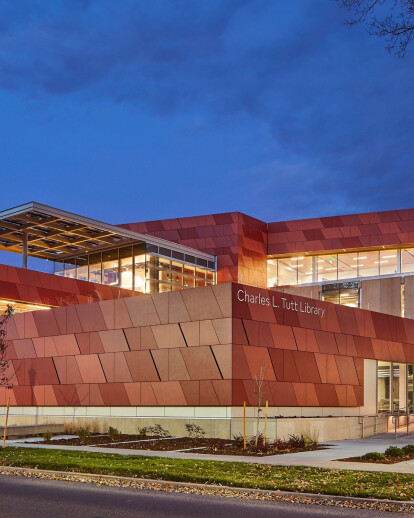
[0,202,214,262]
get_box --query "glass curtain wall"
[270,247,414,287]
[54,243,216,294]
[321,282,359,307]
[377,361,413,413]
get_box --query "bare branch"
[0,305,15,389]
[335,0,414,56]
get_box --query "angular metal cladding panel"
[271,323,297,350]
[268,381,298,406]
[53,384,81,406]
[98,383,130,406]
[99,329,129,353]
[123,351,159,382]
[97,352,133,383]
[292,351,321,383]
[313,330,338,355]
[75,303,107,333]
[180,321,200,347]
[124,382,141,405]
[13,339,36,359]
[200,380,220,405]
[232,345,253,380]
[52,334,80,356]
[180,286,223,321]
[167,291,191,324]
[150,349,169,381]
[180,346,222,380]
[168,349,191,381]
[124,295,161,327]
[13,385,37,406]
[141,382,158,405]
[53,356,82,384]
[75,354,105,383]
[335,356,360,385]
[293,383,319,406]
[151,381,187,406]
[180,380,200,405]
[32,310,60,337]
[314,384,339,407]
[242,346,276,381]
[151,323,187,349]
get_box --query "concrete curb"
[1,464,413,509]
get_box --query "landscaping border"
[0,465,413,514]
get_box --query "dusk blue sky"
[1,0,413,227]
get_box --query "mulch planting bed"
[339,453,414,464]
[34,435,320,456]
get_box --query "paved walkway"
[6,433,414,474]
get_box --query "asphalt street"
[0,474,408,518]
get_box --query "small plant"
[362,452,386,461]
[402,445,414,455]
[42,431,52,442]
[77,426,91,444]
[185,423,206,439]
[145,424,171,438]
[108,426,121,441]
[137,426,148,438]
[91,420,100,434]
[64,422,76,435]
[385,446,405,458]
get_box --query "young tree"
[0,305,15,389]
[335,0,414,57]
[254,364,266,447]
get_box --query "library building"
[0,202,413,441]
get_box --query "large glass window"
[54,261,65,277]
[89,253,102,284]
[357,251,379,278]
[76,256,88,282]
[133,244,146,293]
[408,364,414,413]
[102,249,119,286]
[278,258,298,285]
[378,361,391,412]
[268,247,414,288]
[267,259,278,288]
[317,255,337,282]
[321,282,359,307]
[54,243,215,294]
[338,253,358,280]
[120,246,133,290]
[377,361,410,413]
[64,258,76,279]
[379,250,399,276]
[297,256,313,284]
[402,249,414,273]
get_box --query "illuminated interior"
[268,247,414,287]
[54,243,216,294]
[0,299,52,314]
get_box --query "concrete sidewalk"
[6,434,414,474]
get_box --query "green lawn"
[0,447,413,501]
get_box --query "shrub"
[91,420,100,434]
[185,424,206,439]
[362,452,386,461]
[77,426,91,444]
[63,422,76,435]
[402,445,414,455]
[107,426,121,441]
[385,446,405,458]
[42,431,52,442]
[145,424,171,438]
[137,426,148,438]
